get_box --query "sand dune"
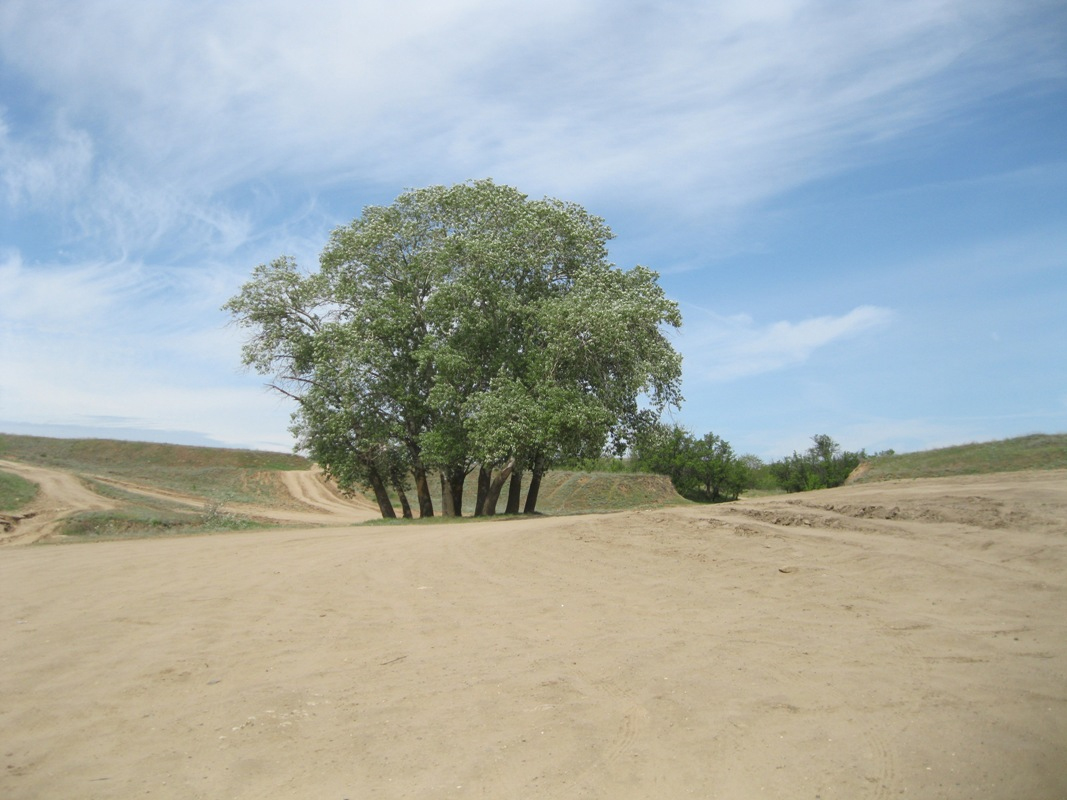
[1,470,1065,798]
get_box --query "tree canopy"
[225,180,683,518]
[634,423,748,502]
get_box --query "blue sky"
[1,0,1064,460]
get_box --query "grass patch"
[853,433,1067,483]
[380,469,686,519]
[0,433,308,505]
[0,433,308,470]
[534,471,687,513]
[0,469,38,511]
[57,479,271,541]
[58,504,267,540]
[360,513,541,527]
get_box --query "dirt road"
[1,470,1065,799]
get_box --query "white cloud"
[0,0,1061,452]
[681,305,894,382]
[2,0,1059,235]
[0,251,295,449]
[0,113,93,207]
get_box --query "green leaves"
[768,434,865,492]
[635,424,747,503]
[225,179,684,516]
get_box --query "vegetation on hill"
[0,469,38,511]
[6,431,1062,540]
[0,432,686,539]
[630,423,749,502]
[0,433,308,506]
[415,467,684,517]
[849,433,1067,483]
[58,479,268,541]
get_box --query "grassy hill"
[0,433,684,536]
[418,468,684,518]
[0,433,309,506]
[850,433,1067,483]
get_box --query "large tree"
[225,180,682,518]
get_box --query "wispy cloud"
[2,0,1060,251]
[680,305,894,382]
[0,1,1062,452]
[0,113,93,207]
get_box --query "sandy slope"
[1,470,1065,799]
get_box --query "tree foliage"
[634,423,747,502]
[768,434,864,492]
[225,180,682,518]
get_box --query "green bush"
[769,435,864,493]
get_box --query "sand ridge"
[1,469,1065,798]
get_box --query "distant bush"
[633,423,747,502]
[768,435,865,492]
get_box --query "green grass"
[58,479,270,540]
[0,433,685,535]
[0,433,308,505]
[59,506,268,540]
[534,470,686,513]
[0,469,39,511]
[382,468,685,521]
[852,433,1067,483]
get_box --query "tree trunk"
[404,435,434,518]
[448,468,466,517]
[395,483,413,519]
[474,466,491,517]
[367,471,397,519]
[440,473,456,517]
[480,459,515,516]
[412,462,434,518]
[523,457,546,514]
[504,469,523,515]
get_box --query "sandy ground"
[1,469,1065,799]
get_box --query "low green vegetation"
[765,434,871,493]
[6,430,1063,540]
[850,433,1067,483]
[381,467,685,518]
[0,469,38,511]
[59,506,266,540]
[0,433,308,505]
[630,423,749,502]
[59,479,267,540]
[366,470,684,524]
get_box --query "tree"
[225,180,682,518]
[769,434,865,492]
[634,423,746,503]
[689,432,747,502]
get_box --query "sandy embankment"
[1,470,1065,799]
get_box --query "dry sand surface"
[1,469,1065,799]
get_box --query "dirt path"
[277,468,381,517]
[0,459,118,545]
[1,469,1065,799]
[0,461,378,544]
